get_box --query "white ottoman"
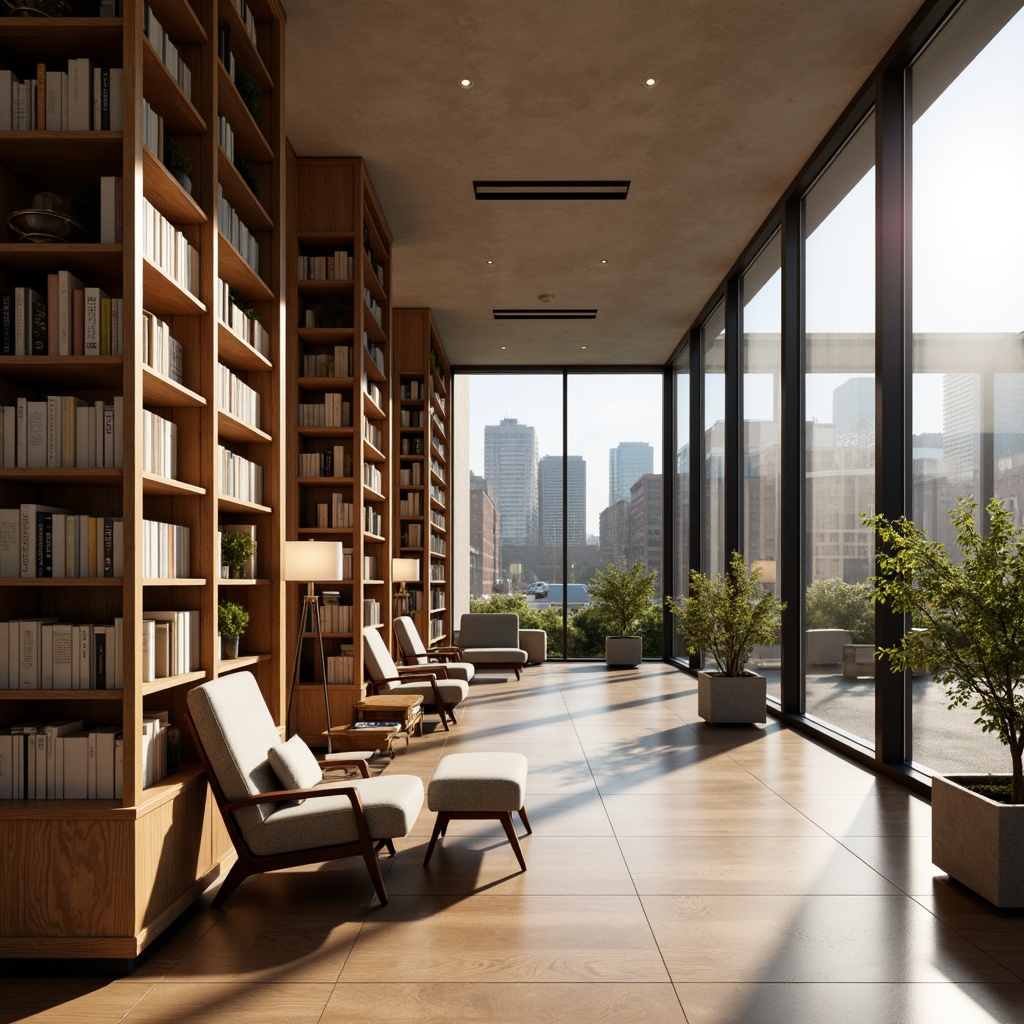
[423,752,531,870]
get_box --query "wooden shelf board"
[143,366,207,408]
[2,577,122,587]
[297,375,356,391]
[142,577,207,587]
[297,230,356,247]
[297,328,356,347]
[142,471,206,497]
[0,244,122,286]
[297,527,354,536]
[217,652,272,672]
[0,17,122,59]
[144,146,207,226]
[297,426,355,439]
[217,147,273,231]
[218,0,273,89]
[0,355,121,387]
[0,467,121,485]
[297,476,355,486]
[141,671,207,696]
[363,311,388,346]
[0,132,121,187]
[297,279,355,296]
[217,62,273,163]
[218,324,273,371]
[0,689,122,701]
[143,40,206,136]
[217,495,272,514]
[150,0,208,43]
[143,257,206,315]
[218,409,272,443]
[218,234,273,301]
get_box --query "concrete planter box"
[932,774,1024,908]
[697,671,767,724]
[606,636,643,668]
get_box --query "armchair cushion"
[268,735,322,791]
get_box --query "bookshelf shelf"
[0,0,286,960]
[218,0,272,90]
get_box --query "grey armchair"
[458,613,528,679]
[186,671,423,907]
[393,614,475,683]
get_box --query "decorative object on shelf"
[392,557,420,616]
[7,191,83,243]
[235,68,262,123]
[588,558,658,668]
[667,551,784,723]
[322,291,352,328]
[163,136,193,194]
[221,527,255,579]
[2,0,75,15]
[284,540,346,753]
[234,156,260,197]
[218,599,250,659]
[864,496,1024,906]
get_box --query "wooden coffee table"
[355,693,425,737]
[323,723,404,757]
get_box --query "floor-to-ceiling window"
[909,0,1024,774]
[801,113,876,745]
[742,232,782,699]
[702,303,727,579]
[671,347,690,660]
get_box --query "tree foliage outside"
[804,577,874,642]
[587,559,658,637]
[864,497,1024,804]
[667,550,785,677]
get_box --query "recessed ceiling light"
[582,345,587,350]
[600,259,608,264]
[459,78,473,89]
[486,259,493,264]
[501,345,507,350]
[643,77,658,88]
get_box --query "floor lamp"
[392,557,420,617]
[284,540,346,754]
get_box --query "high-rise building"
[483,418,538,560]
[538,455,587,547]
[599,499,630,563]
[833,376,875,448]
[626,474,663,588]
[469,474,500,597]
[609,442,654,505]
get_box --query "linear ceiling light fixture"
[474,180,629,200]
[493,309,597,320]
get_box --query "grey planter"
[605,635,643,668]
[932,774,1024,908]
[697,671,767,724]
[220,635,240,660]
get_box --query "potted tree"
[667,551,785,723]
[221,529,255,579]
[865,496,1024,907]
[588,559,658,667]
[218,599,250,660]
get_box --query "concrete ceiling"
[284,0,923,367]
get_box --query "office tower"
[609,442,654,505]
[626,474,663,585]
[833,376,875,447]
[484,418,538,557]
[538,455,587,547]
[469,474,500,597]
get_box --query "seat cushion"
[427,752,528,812]
[462,647,528,666]
[439,661,475,682]
[251,774,424,857]
[268,735,322,791]
[384,678,469,707]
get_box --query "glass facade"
[702,303,726,579]
[672,348,690,660]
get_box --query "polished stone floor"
[4,661,1024,1023]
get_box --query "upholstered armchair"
[393,615,475,683]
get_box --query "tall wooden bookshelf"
[287,154,393,744]
[392,308,451,649]
[0,0,286,958]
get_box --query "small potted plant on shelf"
[163,136,192,194]
[588,559,658,668]
[221,529,255,579]
[218,599,250,660]
[234,68,262,123]
[667,550,785,724]
[864,496,1024,907]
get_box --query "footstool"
[422,752,531,870]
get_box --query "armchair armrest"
[397,664,450,679]
[223,781,365,814]
[318,757,371,778]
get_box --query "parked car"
[526,581,548,596]
[531,583,590,610]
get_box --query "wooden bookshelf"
[0,0,286,959]
[287,155,394,744]
[392,309,452,649]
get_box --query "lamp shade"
[283,540,345,582]
[392,557,420,584]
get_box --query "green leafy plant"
[322,292,352,328]
[228,287,260,321]
[234,69,262,123]
[234,156,260,196]
[221,531,255,577]
[217,599,250,638]
[163,136,192,179]
[805,577,874,643]
[864,496,1024,804]
[667,550,785,677]
[587,559,658,637]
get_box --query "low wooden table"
[323,723,403,757]
[356,694,424,737]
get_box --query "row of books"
[430,536,448,556]
[230,0,259,47]
[1,618,124,691]
[0,395,123,469]
[363,462,383,492]
[217,114,235,163]
[140,610,200,681]
[363,287,384,327]
[218,445,264,504]
[398,463,424,485]
[0,721,122,800]
[319,596,353,634]
[142,97,164,161]
[363,554,379,579]
[399,436,426,455]
[326,653,354,684]
[431,457,446,483]
[298,394,353,428]
[142,310,184,384]
[363,599,382,627]
[144,3,193,103]
[142,408,177,479]
[302,347,353,378]
[0,506,123,580]
[431,588,446,610]
[401,523,425,547]
[217,185,260,273]
[430,484,446,509]
[399,379,425,400]
[297,445,351,478]
[363,375,383,408]
[1,282,124,357]
[363,418,383,451]
[432,434,447,459]
[398,492,424,516]
[313,495,354,530]
[217,363,261,429]
[364,335,385,373]
[399,409,424,428]
[142,197,200,297]
[429,564,446,582]
[215,279,270,357]
[429,619,445,642]
[430,509,446,530]
[363,507,383,536]
[297,251,355,281]
[0,63,122,133]
[142,518,191,579]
